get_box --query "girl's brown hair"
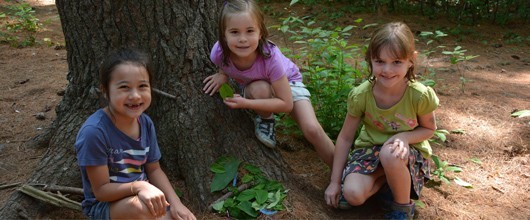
[218,0,270,65]
[366,22,416,82]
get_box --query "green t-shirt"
[347,80,439,158]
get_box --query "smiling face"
[371,46,413,89]
[224,12,261,64]
[106,63,151,123]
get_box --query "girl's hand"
[324,182,341,208]
[136,181,170,217]
[383,135,410,160]
[203,72,229,96]
[223,94,247,109]
[169,202,197,220]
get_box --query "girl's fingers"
[202,80,211,92]
[156,199,165,216]
[147,201,157,217]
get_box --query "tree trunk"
[0,1,288,218]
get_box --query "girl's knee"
[246,81,272,99]
[111,196,153,218]
[379,145,407,165]
[342,188,368,206]
[342,182,370,206]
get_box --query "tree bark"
[0,1,288,218]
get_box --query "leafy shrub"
[210,156,288,219]
[273,17,368,139]
[1,3,42,47]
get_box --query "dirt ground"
[1,1,529,219]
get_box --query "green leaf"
[354,18,363,23]
[470,157,482,164]
[289,0,299,6]
[440,176,451,184]
[362,23,378,29]
[511,110,530,118]
[454,177,473,188]
[451,129,466,134]
[238,201,259,217]
[237,189,256,202]
[210,157,241,192]
[414,200,425,208]
[212,201,224,211]
[266,190,283,209]
[342,25,354,32]
[210,163,226,174]
[420,31,433,37]
[219,83,234,99]
[255,189,268,204]
[432,155,442,169]
[420,79,436,87]
[435,30,447,37]
[446,166,463,173]
[243,164,262,175]
[241,174,254,183]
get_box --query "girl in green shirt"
[324,22,439,220]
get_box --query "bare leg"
[244,81,273,118]
[290,100,334,167]
[379,144,411,204]
[343,167,386,206]
[110,195,167,219]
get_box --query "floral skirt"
[342,145,430,199]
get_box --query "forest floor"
[0,1,529,219]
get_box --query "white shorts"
[241,81,311,102]
[289,81,311,102]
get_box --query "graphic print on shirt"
[379,115,400,131]
[395,113,417,128]
[365,112,385,130]
[108,146,150,182]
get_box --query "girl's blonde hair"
[218,0,270,65]
[366,22,416,82]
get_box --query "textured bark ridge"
[0,1,288,218]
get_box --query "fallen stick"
[0,182,21,190]
[208,183,250,211]
[39,184,84,195]
[18,184,81,211]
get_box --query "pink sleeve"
[265,47,287,82]
[210,41,223,66]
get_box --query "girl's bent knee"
[343,192,367,206]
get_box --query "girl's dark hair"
[218,0,270,65]
[366,22,416,82]
[99,48,153,101]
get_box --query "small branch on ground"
[18,184,81,211]
[208,183,250,211]
[32,183,84,195]
[0,182,21,190]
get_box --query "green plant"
[511,109,530,118]
[1,3,43,47]
[418,30,447,57]
[431,155,472,188]
[429,129,449,144]
[274,17,368,138]
[442,46,479,93]
[210,156,288,219]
